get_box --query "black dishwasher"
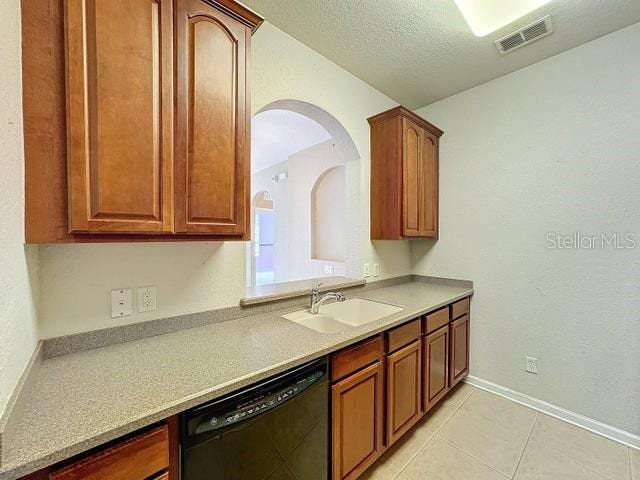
[181,358,328,480]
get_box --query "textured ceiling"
[252,109,331,173]
[244,0,640,108]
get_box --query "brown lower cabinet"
[450,314,470,388]
[23,417,179,480]
[423,325,450,412]
[331,296,471,480]
[386,340,422,446]
[331,361,385,480]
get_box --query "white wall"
[313,166,346,263]
[38,21,409,338]
[413,23,640,435]
[251,140,347,285]
[288,141,346,280]
[0,0,39,414]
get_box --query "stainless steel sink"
[284,299,403,333]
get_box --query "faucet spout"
[310,290,346,314]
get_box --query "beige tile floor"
[360,383,638,480]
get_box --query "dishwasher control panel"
[195,369,325,434]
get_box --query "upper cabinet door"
[174,0,250,235]
[65,0,174,234]
[419,133,438,237]
[402,119,422,237]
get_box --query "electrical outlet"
[373,263,380,277]
[138,286,157,313]
[526,356,538,374]
[110,289,133,318]
[324,265,334,275]
[363,263,371,278]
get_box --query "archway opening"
[247,100,360,287]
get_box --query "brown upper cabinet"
[23,0,262,243]
[368,107,443,240]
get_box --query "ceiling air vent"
[495,15,553,55]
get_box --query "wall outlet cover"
[110,289,133,318]
[363,263,371,277]
[526,356,539,374]
[138,286,157,313]
[373,263,380,277]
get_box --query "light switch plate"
[138,286,157,313]
[110,289,133,318]
[373,263,380,277]
[363,263,371,278]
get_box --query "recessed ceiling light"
[454,0,553,37]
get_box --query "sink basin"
[320,298,403,326]
[283,299,403,333]
[283,311,352,334]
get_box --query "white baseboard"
[464,375,640,450]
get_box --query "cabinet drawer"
[386,319,421,353]
[450,297,470,320]
[424,307,449,334]
[50,425,169,480]
[331,336,384,382]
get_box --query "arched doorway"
[247,100,360,287]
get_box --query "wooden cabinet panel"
[25,0,261,242]
[386,340,422,447]
[332,362,384,480]
[174,0,250,235]
[402,120,422,237]
[65,0,174,233]
[368,106,443,240]
[331,336,384,382]
[451,297,470,320]
[387,319,421,353]
[424,325,450,412]
[424,307,449,335]
[49,425,169,480]
[450,314,470,388]
[419,133,438,237]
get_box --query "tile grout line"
[385,386,474,477]
[628,447,632,480]
[441,387,539,479]
[393,398,463,475]
[516,416,626,480]
[435,434,511,479]
[511,411,539,479]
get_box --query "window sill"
[240,276,365,307]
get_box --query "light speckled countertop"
[0,279,472,479]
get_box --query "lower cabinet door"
[386,340,422,447]
[450,314,470,388]
[424,325,450,412]
[332,362,384,480]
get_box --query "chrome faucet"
[310,284,346,314]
